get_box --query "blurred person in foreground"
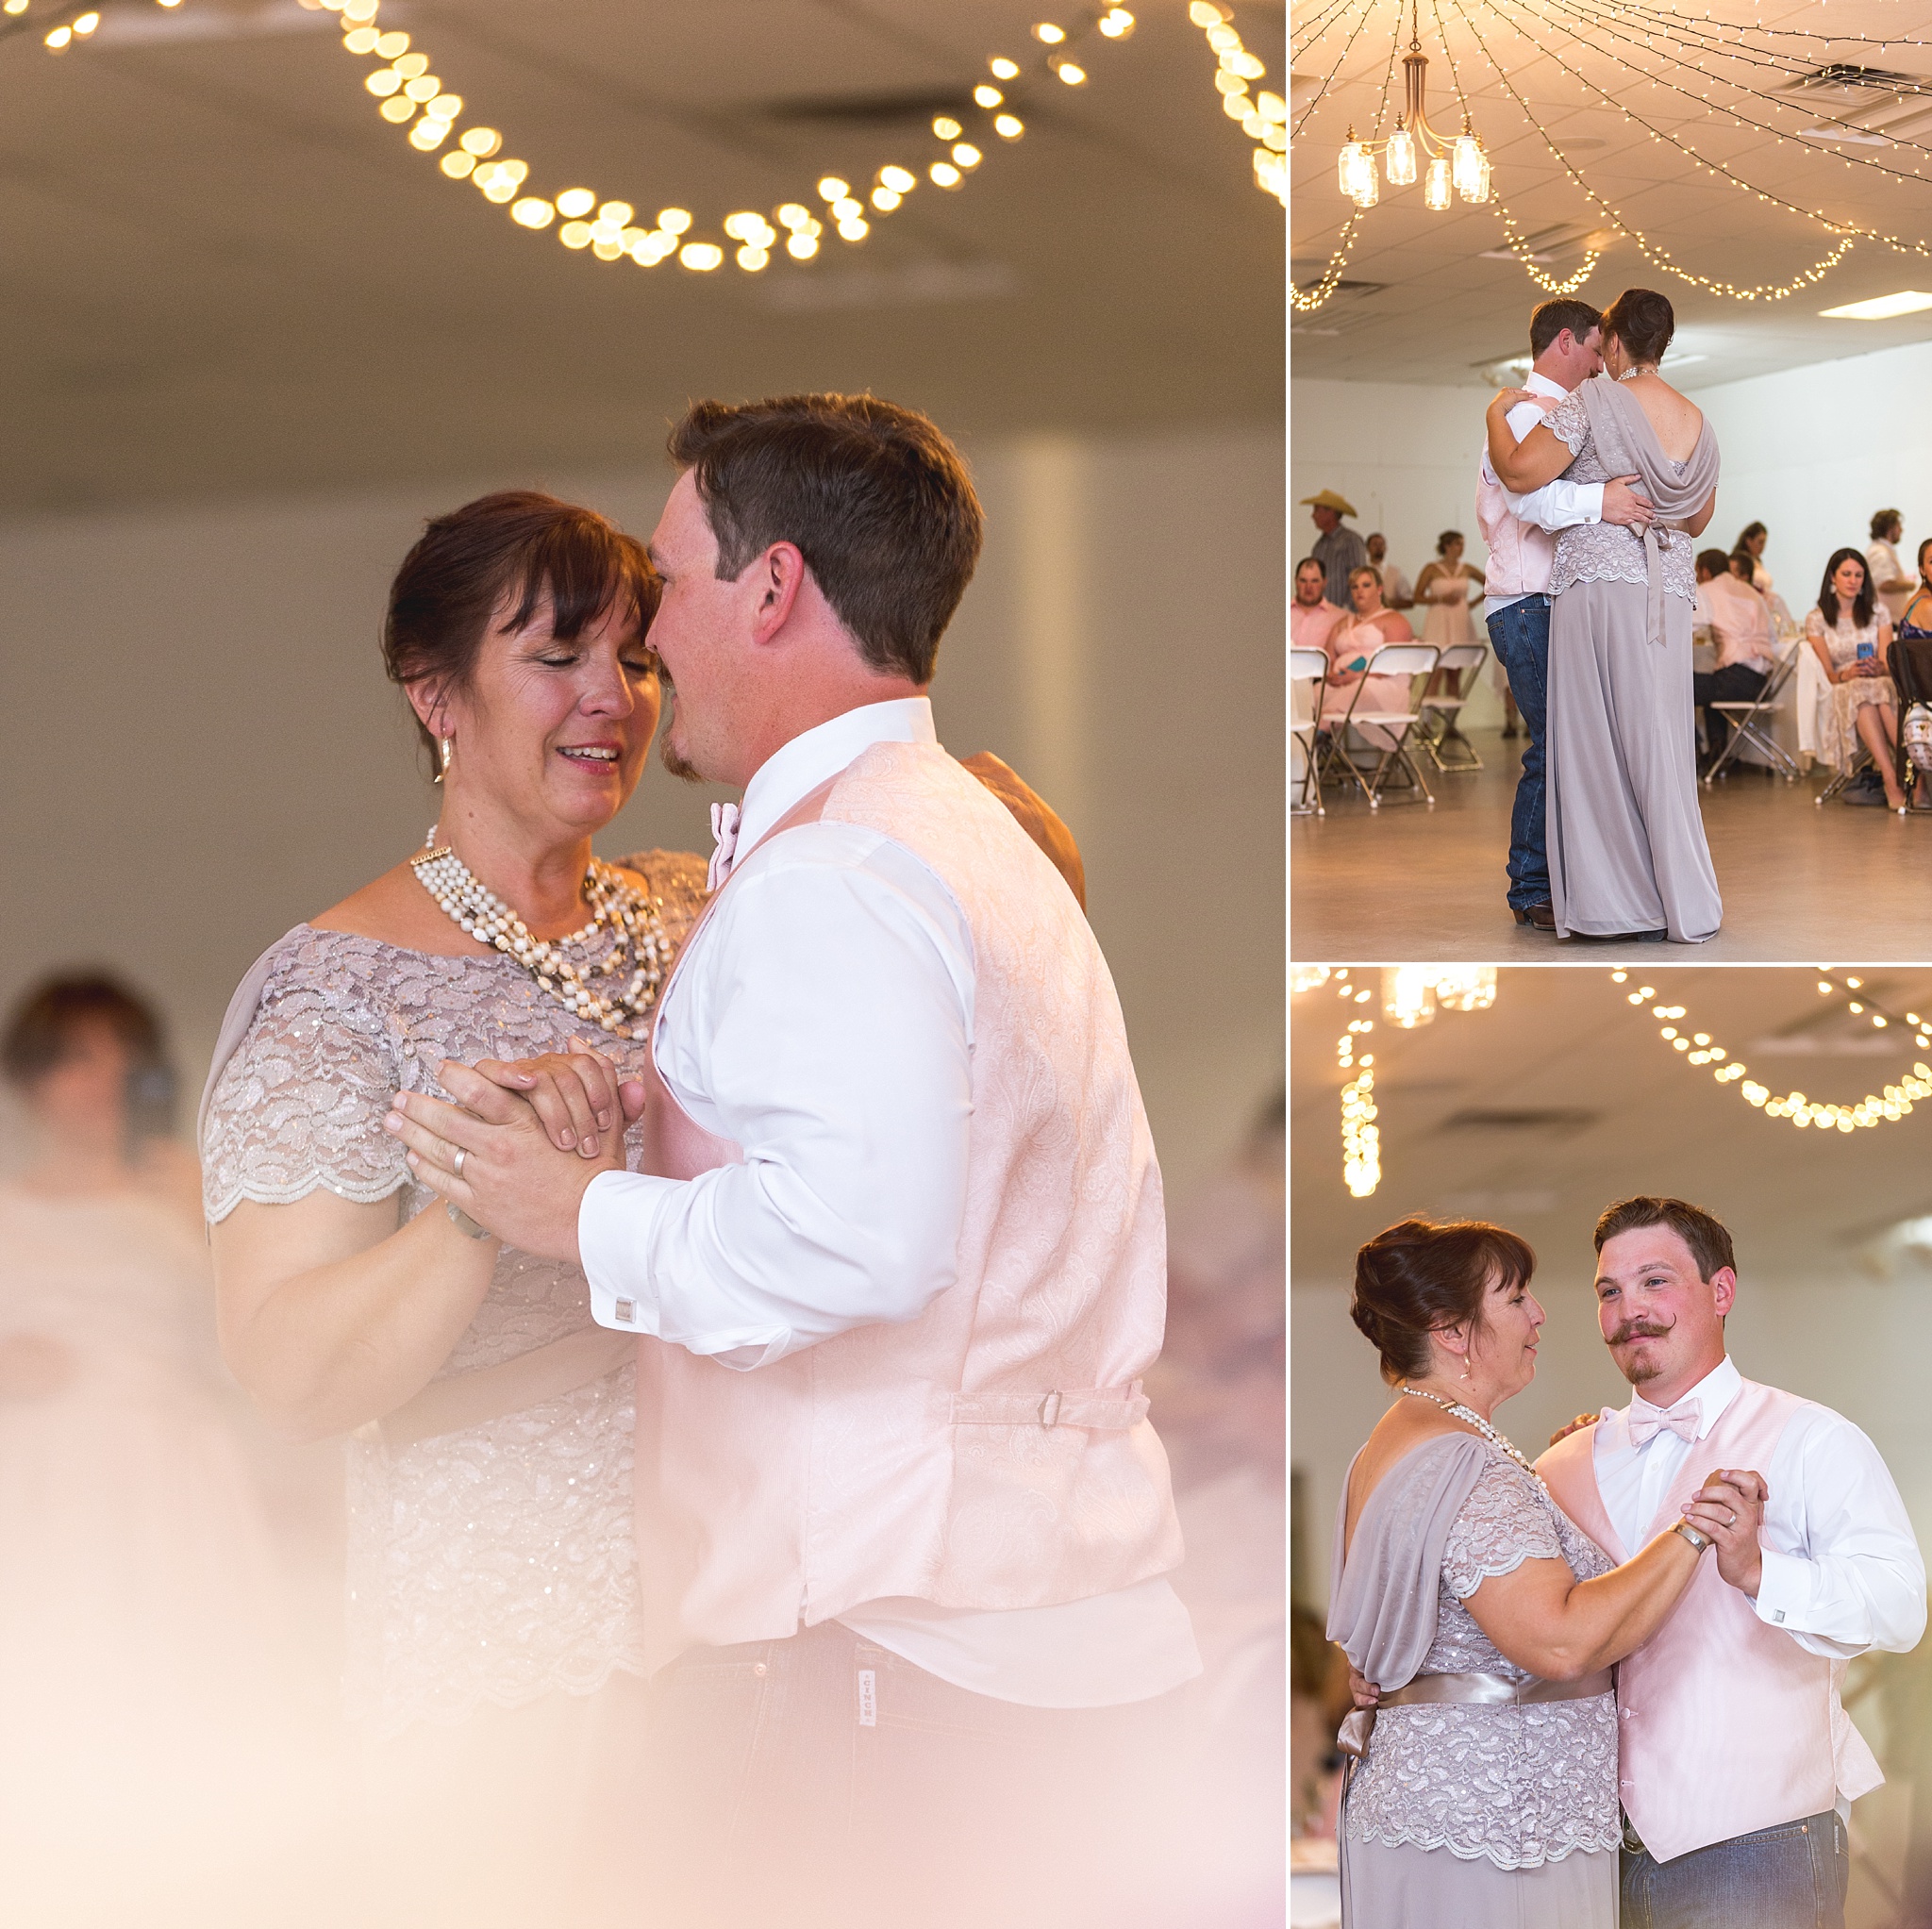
[1805,547,1907,811]
[380,395,1197,1929]
[1539,1197,1924,1929]
[0,974,292,1912]
[1691,546,1775,773]
[1331,1217,1763,1928]
[1147,1089,1286,1921]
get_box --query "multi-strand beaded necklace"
[410,830,673,1038]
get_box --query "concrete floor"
[1292,727,1932,963]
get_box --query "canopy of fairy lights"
[1291,0,1932,312]
[5,0,1284,275]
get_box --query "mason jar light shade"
[1424,153,1451,209]
[1452,132,1483,198]
[1386,123,1417,186]
[1338,141,1364,196]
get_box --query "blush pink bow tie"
[1626,1395,1700,1449]
[708,802,741,894]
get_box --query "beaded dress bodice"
[201,849,708,1737]
[1344,1450,1620,1870]
[1545,389,1698,607]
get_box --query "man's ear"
[1708,1266,1738,1319]
[749,541,809,647]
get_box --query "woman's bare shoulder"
[309,859,486,956]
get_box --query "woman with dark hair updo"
[1327,1217,1766,1927]
[1484,288,1724,943]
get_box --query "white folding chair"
[1290,646,1329,816]
[1703,646,1802,786]
[1332,642,1441,809]
[1419,641,1490,773]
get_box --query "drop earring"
[436,735,453,784]
[1459,1355,1473,1383]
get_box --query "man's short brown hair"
[666,392,984,685]
[1529,298,1602,358]
[1593,1195,1737,1283]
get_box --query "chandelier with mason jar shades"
[1293,0,1932,314]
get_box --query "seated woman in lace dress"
[1327,1218,1764,1929]
[1805,548,1908,812]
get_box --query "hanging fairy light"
[1190,2,1288,205]
[1609,971,1932,1131]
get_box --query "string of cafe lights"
[1187,1,1289,205]
[19,0,1140,274]
[1609,970,1932,1134]
[1291,0,1932,312]
[1296,966,1498,1200]
[1292,0,1403,310]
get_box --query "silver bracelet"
[446,1201,492,1241]
[1671,1518,1713,1554]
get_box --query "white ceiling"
[1290,0,1932,391]
[1291,965,1932,1290]
[0,0,1284,511]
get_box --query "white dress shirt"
[1482,370,1607,620]
[578,696,1200,1706]
[1592,1356,1925,1659]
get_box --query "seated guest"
[1366,532,1413,609]
[1692,548,1776,772]
[1900,537,1932,641]
[1806,547,1907,812]
[1867,509,1915,628]
[1322,566,1415,751]
[1292,555,1344,651]
[1737,521,1774,593]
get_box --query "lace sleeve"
[1441,1457,1564,1599]
[201,944,408,1222]
[613,848,710,950]
[1805,607,1826,641]
[1545,391,1590,457]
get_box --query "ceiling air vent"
[1779,64,1932,143]
[1438,1107,1600,1136]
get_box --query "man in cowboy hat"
[1303,489,1369,609]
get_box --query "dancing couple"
[1329,1198,1924,1929]
[202,395,1197,1928]
[1481,289,1724,942]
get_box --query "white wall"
[0,424,1285,1198]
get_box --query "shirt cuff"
[1753,1546,1813,1632]
[1578,481,1606,524]
[578,1169,679,1332]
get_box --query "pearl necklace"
[1617,364,1659,383]
[410,831,673,1038]
[1401,1386,1547,1488]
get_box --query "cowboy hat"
[1300,488,1357,516]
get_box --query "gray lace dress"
[1542,375,1724,944]
[1330,1434,1619,1929]
[201,850,708,1740]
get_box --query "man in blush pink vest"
[387,393,1200,1929]
[1539,1197,1924,1929]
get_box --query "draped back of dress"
[1575,376,1721,646]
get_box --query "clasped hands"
[1344,1466,1770,1712]
[381,1039,643,1263]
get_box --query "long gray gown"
[1543,374,1724,942]
[1328,1434,1619,1929]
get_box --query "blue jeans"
[1622,1810,1849,1929]
[1486,595,1551,909]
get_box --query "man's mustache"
[1608,1318,1674,1345]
